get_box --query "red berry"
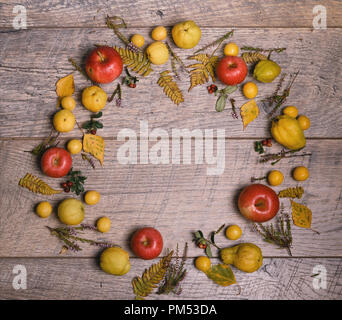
[67,181,73,187]
[64,187,70,193]
[61,182,68,188]
[90,129,97,135]
[129,83,136,88]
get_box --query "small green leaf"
[91,111,103,119]
[195,230,203,239]
[93,121,103,129]
[82,121,92,129]
[221,85,237,95]
[205,244,212,258]
[215,94,227,112]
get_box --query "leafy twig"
[66,168,87,195]
[194,30,234,54]
[193,226,223,258]
[215,86,238,112]
[82,112,103,133]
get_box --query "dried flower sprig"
[263,71,300,118]
[253,204,293,256]
[260,148,312,165]
[166,42,189,75]
[47,226,118,252]
[241,46,286,59]
[194,30,234,54]
[158,243,188,296]
[81,153,96,169]
[25,130,60,156]
[105,16,140,53]
[68,58,94,83]
[230,98,238,119]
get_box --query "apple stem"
[96,50,106,62]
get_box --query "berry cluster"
[61,181,73,193]
[207,84,218,94]
[262,138,272,147]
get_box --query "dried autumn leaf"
[241,52,268,64]
[187,54,218,91]
[291,200,312,228]
[157,71,184,105]
[83,134,105,166]
[278,186,304,199]
[205,264,236,287]
[114,46,152,76]
[56,74,75,107]
[132,251,173,300]
[19,173,62,195]
[240,99,259,130]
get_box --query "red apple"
[85,46,123,84]
[41,147,72,178]
[130,227,163,260]
[238,184,279,222]
[216,56,248,85]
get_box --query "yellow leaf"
[240,99,259,130]
[205,264,236,287]
[19,173,62,195]
[56,74,75,108]
[83,134,105,166]
[157,71,184,105]
[291,200,312,228]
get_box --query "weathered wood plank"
[0,0,341,28]
[0,139,341,257]
[0,28,341,138]
[0,257,340,300]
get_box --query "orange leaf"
[291,200,312,228]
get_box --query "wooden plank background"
[0,0,341,300]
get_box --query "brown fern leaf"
[278,186,304,199]
[187,54,218,91]
[241,52,267,64]
[114,46,153,76]
[19,173,62,195]
[157,71,184,105]
[132,250,173,300]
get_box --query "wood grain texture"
[0,257,340,300]
[0,0,341,28]
[0,28,341,138]
[1,139,341,257]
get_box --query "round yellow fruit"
[225,225,242,240]
[254,60,281,83]
[172,20,201,49]
[36,201,52,218]
[271,115,306,150]
[151,26,167,41]
[61,96,76,111]
[283,106,298,118]
[146,41,169,65]
[84,190,101,205]
[58,198,85,225]
[67,139,82,155]
[82,86,107,113]
[53,109,75,133]
[297,115,310,130]
[224,42,239,56]
[97,216,111,233]
[195,256,211,272]
[242,82,258,99]
[268,170,284,186]
[131,34,144,47]
[293,166,309,181]
[100,247,131,276]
